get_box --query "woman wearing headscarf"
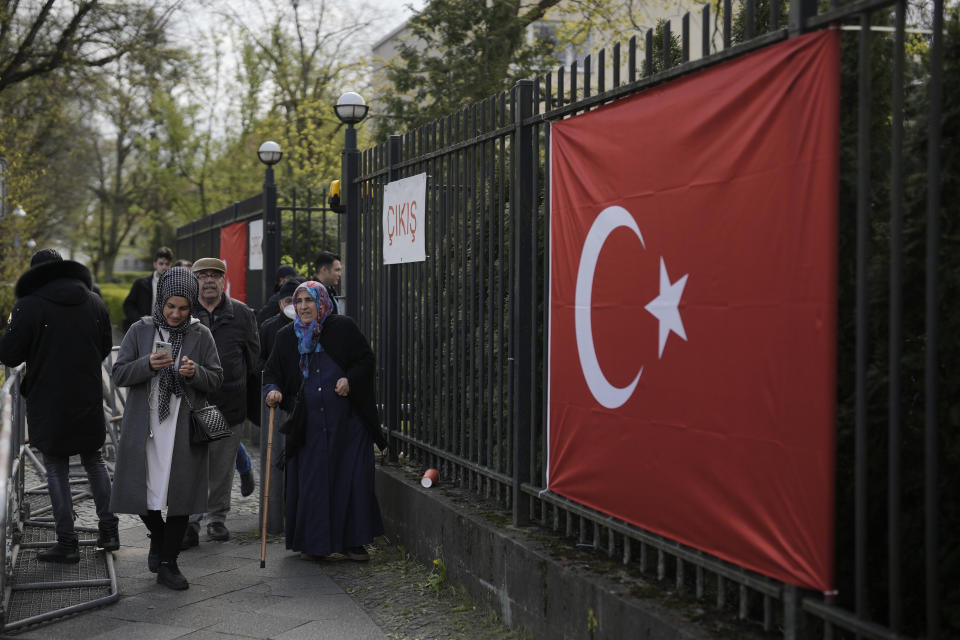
[263,281,385,560]
[111,266,223,590]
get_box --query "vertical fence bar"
[598,49,605,94]
[455,109,465,476]
[497,92,507,496]
[511,80,534,525]
[613,42,621,87]
[645,29,653,75]
[925,0,944,635]
[570,60,578,104]
[702,4,710,57]
[682,13,690,63]
[469,103,479,484]
[584,54,592,99]
[486,99,496,491]
[854,10,871,624]
[386,136,402,462]
[628,35,637,82]
[746,0,755,40]
[888,0,905,631]
[723,0,731,48]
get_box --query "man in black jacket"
[183,257,259,547]
[255,264,299,325]
[0,249,119,562]
[313,251,342,314]
[257,276,304,371]
[122,246,173,331]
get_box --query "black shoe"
[37,540,80,564]
[240,470,255,497]
[148,552,160,573]
[97,521,120,552]
[345,546,369,562]
[157,561,189,590]
[207,522,229,541]
[180,526,199,550]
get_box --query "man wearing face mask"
[258,276,306,372]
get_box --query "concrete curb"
[376,464,715,640]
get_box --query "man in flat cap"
[182,258,259,548]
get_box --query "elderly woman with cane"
[111,267,223,590]
[263,280,386,561]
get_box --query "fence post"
[788,0,815,35]
[343,126,361,319]
[260,165,282,534]
[386,136,402,462]
[511,79,535,527]
[262,166,279,311]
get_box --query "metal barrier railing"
[0,359,120,631]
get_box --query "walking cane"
[260,405,276,568]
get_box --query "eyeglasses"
[195,271,223,280]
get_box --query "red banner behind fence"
[548,31,840,591]
[220,221,248,303]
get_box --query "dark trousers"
[43,450,117,543]
[141,511,188,562]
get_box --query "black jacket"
[256,291,283,325]
[257,311,291,373]
[194,294,259,424]
[122,274,154,331]
[0,260,113,456]
[263,317,384,450]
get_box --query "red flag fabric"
[548,31,840,591]
[220,221,248,303]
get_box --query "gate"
[175,188,341,309]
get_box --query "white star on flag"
[644,257,689,358]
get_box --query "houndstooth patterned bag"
[183,394,230,444]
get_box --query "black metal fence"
[175,188,342,309]
[338,0,951,638]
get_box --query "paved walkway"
[5,444,521,640]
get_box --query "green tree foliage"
[223,0,373,193]
[82,12,190,281]
[375,0,563,138]
[641,18,683,75]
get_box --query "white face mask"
[283,304,297,320]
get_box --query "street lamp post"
[334,92,368,319]
[256,140,283,535]
[258,141,282,311]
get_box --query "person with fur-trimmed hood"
[0,249,118,563]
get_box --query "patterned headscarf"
[292,280,333,378]
[153,267,199,420]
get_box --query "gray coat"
[110,318,223,516]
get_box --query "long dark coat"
[110,318,222,516]
[262,316,385,450]
[0,260,112,456]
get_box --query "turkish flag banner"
[220,221,248,303]
[548,31,839,591]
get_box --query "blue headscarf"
[292,280,333,378]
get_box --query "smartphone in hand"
[155,341,174,360]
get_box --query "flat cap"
[191,257,227,274]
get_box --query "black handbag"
[278,383,306,448]
[183,392,231,444]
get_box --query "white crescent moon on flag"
[575,205,644,409]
